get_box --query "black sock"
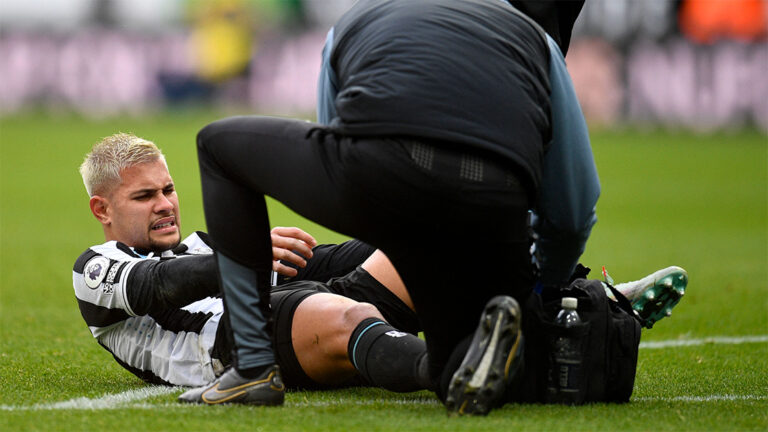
[347,318,431,392]
[413,350,436,392]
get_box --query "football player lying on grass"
[73,133,687,400]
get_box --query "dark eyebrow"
[129,181,174,198]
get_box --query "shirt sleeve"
[532,34,600,287]
[72,244,143,337]
[317,27,338,125]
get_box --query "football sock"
[348,318,433,392]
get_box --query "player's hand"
[271,226,318,277]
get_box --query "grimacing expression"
[104,159,181,251]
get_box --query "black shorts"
[326,266,420,335]
[284,238,419,334]
[276,239,376,285]
[269,282,330,389]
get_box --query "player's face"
[105,159,181,252]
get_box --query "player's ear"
[90,195,111,225]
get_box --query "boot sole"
[445,296,523,416]
[630,267,687,328]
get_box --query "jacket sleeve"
[317,27,338,125]
[532,34,600,287]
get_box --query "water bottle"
[547,297,585,404]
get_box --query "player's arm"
[127,254,219,315]
[532,34,600,288]
[131,226,320,313]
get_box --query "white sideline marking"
[2,335,766,412]
[0,386,178,411]
[640,335,768,349]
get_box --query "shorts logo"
[385,330,408,338]
[83,256,110,289]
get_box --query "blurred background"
[0,0,766,131]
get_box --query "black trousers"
[197,115,535,395]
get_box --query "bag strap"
[567,264,646,326]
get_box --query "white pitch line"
[640,335,768,349]
[0,386,178,411]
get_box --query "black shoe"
[178,365,285,406]
[445,296,523,416]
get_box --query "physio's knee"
[196,124,217,163]
[197,117,244,152]
[197,120,224,153]
[196,118,244,176]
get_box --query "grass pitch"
[1,112,766,431]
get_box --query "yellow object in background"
[189,0,254,83]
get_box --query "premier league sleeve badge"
[83,256,111,289]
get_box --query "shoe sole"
[445,296,523,416]
[628,267,687,329]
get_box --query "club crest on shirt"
[83,256,110,289]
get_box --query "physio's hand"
[271,227,318,277]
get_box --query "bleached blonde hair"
[79,133,166,197]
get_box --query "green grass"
[1,112,766,431]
